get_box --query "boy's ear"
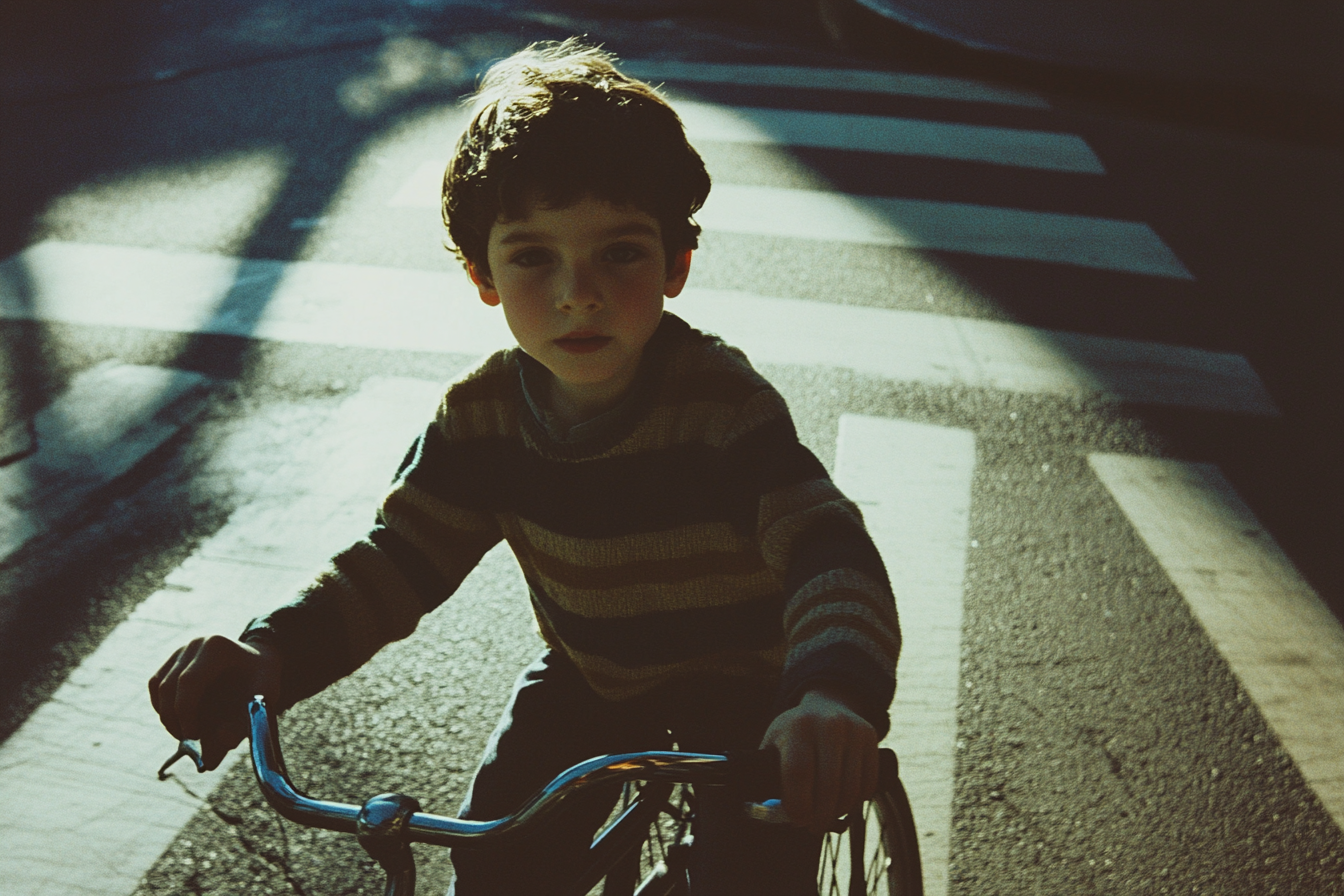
[467,260,501,307]
[663,249,693,299]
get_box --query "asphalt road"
[1,2,1341,894]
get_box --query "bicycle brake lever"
[158,739,206,779]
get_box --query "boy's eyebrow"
[497,222,661,245]
[599,222,661,240]
[497,230,550,246]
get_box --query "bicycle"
[161,696,923,895]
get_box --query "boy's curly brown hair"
[442,39,712,277]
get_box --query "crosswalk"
[0,54,1339,896]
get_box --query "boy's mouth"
[554,332,612,354]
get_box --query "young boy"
[149,39,900,895]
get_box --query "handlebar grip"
[724,747,782,802]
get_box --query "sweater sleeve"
[725,388,900,736]
[240,411,504,708]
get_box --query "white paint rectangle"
[676,287,1276,416]
[674,101,1104,172]
[395,168,1167,275]
[835,414,977,896]
[0,243,1274,414]
[0,240,511,356]
[697,183,1193,278]
[1088,454,1344,829]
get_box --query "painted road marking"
[682,288,1275,415]
[0,361,211,566]
[620,60,1051,108]
[697,183,1192,278]
[0,377,446,896]
[836,414,977,896]
[1089,454,1344,829]
[673,101,1104,172]
[0,241,510,356]
[1,242,1274,414]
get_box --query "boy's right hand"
[148,635,281,771]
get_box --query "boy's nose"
[557,265,603,313]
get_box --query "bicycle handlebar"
[246,695,777,847]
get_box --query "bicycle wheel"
[817,751,923,896]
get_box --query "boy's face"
[469,195,691,424]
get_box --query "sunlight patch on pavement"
[35,149,288,256]
[0,362,212,566]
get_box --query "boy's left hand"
[760,686,879,833]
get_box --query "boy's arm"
[730,391,900,733]
[238,420,504,708]
[725,387,899,827]
[149,415,504,761]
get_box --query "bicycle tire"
[817,751,923,896]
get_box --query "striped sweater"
[242,313,900,732]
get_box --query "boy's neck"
[545,369,635,429]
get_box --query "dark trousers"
[447,650,820,896]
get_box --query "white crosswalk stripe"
[697,183,1191,277]
[0,242,1269,414]
[1088,455,1344,830]
[838,415,976,896]
[393,173,1187,277]
[671,101,1105,172]
[619,60,1052,107]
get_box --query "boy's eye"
[603,242,648,264]
[510,248,552,268]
